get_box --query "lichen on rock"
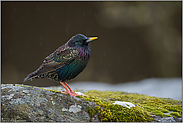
[1,84,182,122]
[1,84,99,122]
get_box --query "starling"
[24,34,98,97]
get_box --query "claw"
[60,81,81,97]
[61,91,81,97]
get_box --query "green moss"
[15,84,62,94]
[83,91,153,122]
[163,105,182,113]
[170,112,182,118]
[81,90,182,122]
[151,110,164,117]
[14,85,182,122]
[15,84,32,88]
[36,87,61,94]
[161,109,169,113]
[164,114,172,117]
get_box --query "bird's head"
[68,34,98,47]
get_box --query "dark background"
[2,2,182,87]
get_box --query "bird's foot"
[60,81,81,97]
[61,91,81,97]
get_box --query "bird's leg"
[63,82,75,93]
[60,82,76,96]
[60,82,80,97]
[63,82,80,96]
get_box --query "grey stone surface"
[1,84,181,122]
[151,115,182,122]
[1,84,99,122]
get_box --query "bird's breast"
[55,57,89,82]
[78,48,91,61]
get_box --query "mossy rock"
[81,90,182,122]
[2,84,182,122]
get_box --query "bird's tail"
[23,65,46,82]
[23,71,38,82]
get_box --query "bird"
[23,34,98,97]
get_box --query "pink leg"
[63,82,81,96]
[60,82,80,97]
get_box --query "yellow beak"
[87,37,98,42]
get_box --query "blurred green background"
[2,1,182,87]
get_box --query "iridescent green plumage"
[24,34,98,96]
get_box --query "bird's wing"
[35,47,79,75]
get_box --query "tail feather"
[23,65,47,82]
[23,71,38,82]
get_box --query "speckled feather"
[24,34,94,83]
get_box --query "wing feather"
[37,48,79,75]
[24,47,79,82]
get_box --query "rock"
[151,115,182,122]
[83,90,182,122]
[1,84,182,122]
[1,84,99,122]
